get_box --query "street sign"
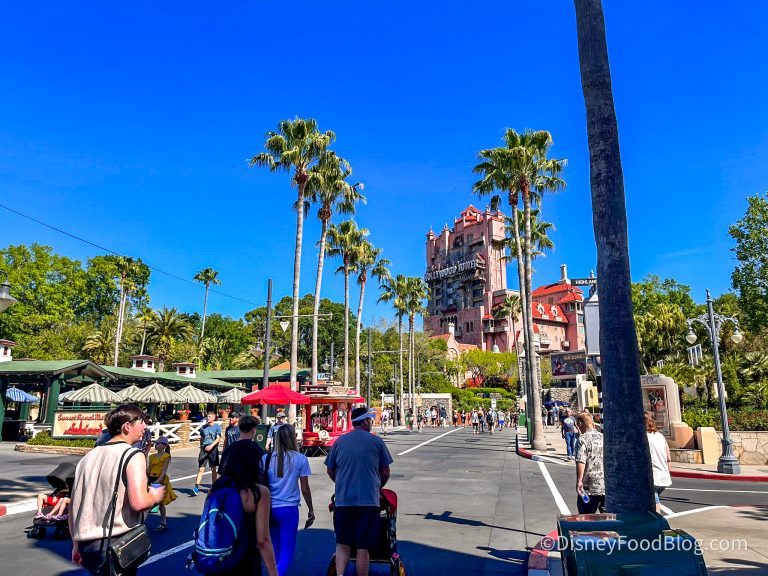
[279,320,290,332]
[572,277,597,287]
[491,398,497,410]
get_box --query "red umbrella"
[241,384,310,405]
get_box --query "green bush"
[682,408,768,431]
[682,408,720,430]
[27,430,95,448]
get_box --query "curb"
[528,529,559,576]
[515,432,547,462]
[670,469,768,482]
[0,498,37,518]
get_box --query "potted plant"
[177,409,191,421]
[218,406,231,420]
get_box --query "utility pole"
[367,327,372,408]
[330,341,335,381]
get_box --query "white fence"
[148,423,182,444]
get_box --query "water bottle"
[578,487,590,504]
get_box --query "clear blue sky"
[1,2,766,324]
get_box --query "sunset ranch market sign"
[52,410,107,439]
[425,259,479,282]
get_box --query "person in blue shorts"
[193,412,221,495]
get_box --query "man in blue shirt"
[325,406,393,576]
[265,411,287,452]
[193,411,222,495]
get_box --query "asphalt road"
[0,427,765,575]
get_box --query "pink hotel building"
[424,205,586,356]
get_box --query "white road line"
[537,461,571,515]
[664,505,728,519]
[169,471,210,483]
[535,455,572,466]
[665,487,768,494]
[658,504,675,516]
[397,427,463,456]
[143,540,194,565]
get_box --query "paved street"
[0,427,767,575]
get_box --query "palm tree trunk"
[398,315,404,426]
[524,191,546,450]
[355,279,366,394]
[200,284,210,342]
[510,201,533,420]
[575,0,652,512]
[409,315,415,420]
[312,219,330,386]
[140,326,147,356]
[343,264,350,388]
[113,278,126,367]
[289,182,306,423]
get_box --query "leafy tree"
[574,0,652,512]
[634,303,687,371]
[251,118,335,411]
[457,349,518,389]
[404,276,428,415]
[82,326,116,365]
[379,274,409,424]
[632,274,698,318]
[193,267,221,343]
[306,151,365,387]
[326,220,369,388]
[730,192,768,332]
[146,307,194,370]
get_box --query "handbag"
[104,447,152,575]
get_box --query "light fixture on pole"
[0,271,18,313]
[685,289,743,474]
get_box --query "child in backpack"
[147,436,177,532]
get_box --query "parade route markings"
[397,427,464,456]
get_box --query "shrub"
[27,430,95,448]
[682,408,768,431]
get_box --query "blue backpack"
[191,477,252,574]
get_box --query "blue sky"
[1,2,766,325]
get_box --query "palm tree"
[112,257,143,367]
[136,306,157,356]
[326,220,369,387]
[251,118,335,420]
[83,326,115,365]
[574,0,652,512]
[493,293,521,354]
[306,151,365,386]
[351,241,390,393]
[404,276,428,417]
[193,267,221,343]
[379,274,409,425]
[146,307,194,371]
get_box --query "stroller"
[27,461,76,540]
[326,489,406,576]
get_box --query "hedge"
[27,430,96,448]
[682,409,768,432]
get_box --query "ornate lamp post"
[0,271,18,313]
[685,289,743,474]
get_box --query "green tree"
[404,276,429,415]
[730,192,768,332]
[146,307,194,371]
[112,257,150,366]
[379,274,409,423]
[574,0,653,512]
[632,274,698,317]
[193,267,221,343]
[82,326,116,365]
[251,118,335,416]
[306,151,365,386]
[351,241,390,393]
[457,349,518,389]
[326,220,369,388]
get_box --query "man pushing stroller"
[325,406,393,576]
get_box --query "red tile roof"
[457,343,479,351]
[430,334,451,341]
[532,302,568,323]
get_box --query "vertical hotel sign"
[53,410,107,439]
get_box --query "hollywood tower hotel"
[424,205,586,354]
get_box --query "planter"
[178,411,190,422]
[218,409,230,420]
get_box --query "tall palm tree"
[352,241,390,393]
[379,274,409,425]
[306,151,365,386]
[251,118,335,421]
[404,276,428,417]
[113,257,142,367]
[574,0,652,512]
[83,326,115,365]
[193,267,221,343]
[493,293,521,354]
[326,220,369,387]
[136,305,157,356]
[146,307,194,371]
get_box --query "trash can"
[254,424,270,451]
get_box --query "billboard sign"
[52,409,107,439]
[642,386,670,436]
[550,352,587,379]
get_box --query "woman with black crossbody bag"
[70,405,166,575]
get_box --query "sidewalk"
[518,424,768,481]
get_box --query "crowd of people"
[66,403,392,576]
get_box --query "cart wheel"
[28,526,45,539]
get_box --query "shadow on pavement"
[406,509,546,538]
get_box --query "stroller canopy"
[46,461,77,494]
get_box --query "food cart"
[300,383,365,455]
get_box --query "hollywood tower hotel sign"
[425,205,511,350]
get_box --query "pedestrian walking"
[485,409,495,435]
[70,404,165,575]
[266,411,288,451]
[440,406,448,427]
[262,425,314,575]
[209,417,278,576]
[574,411,605,513]
[562,410,578,460]
[222,411,242,451]
[380,407,390,436]
[325,407,393,576]
[194,412,222,496]
[497,410,505,431]
[147,436,176,532]
[416,409,424,433]
[645,412,672,513]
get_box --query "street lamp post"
[367,328,372,408]
[685,289,743,475]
